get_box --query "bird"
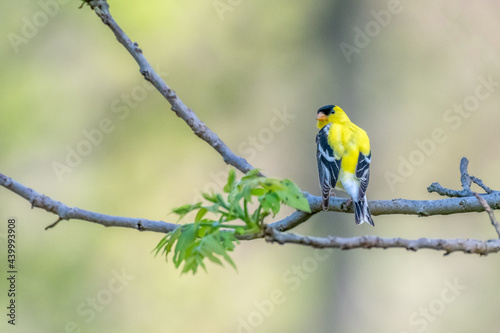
[315,104,374,226]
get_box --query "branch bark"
[268,191,500,232]
[264,228,500,255]
[474,192,500,238]
[0,172,177,233]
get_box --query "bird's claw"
[341,198,353,211]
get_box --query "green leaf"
[241,184,254,202]
[181,255,199,274]
[220,231,238,250]
[215,193,228,207]
[194,207,208,223]
[241,168,261,180]
[275,179,311,212]
[153,235,169,256]
[202,192,218,203]
[163,229,182,261]
[223,169,237,193]
[173,225,197,266]
[203,234,237,270]
[259,178,284,191]
[251,188,266,196]
[172,202,202,220]
[206,204,220,214]
[260,192,281,216]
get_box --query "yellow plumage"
[316,105,374,226]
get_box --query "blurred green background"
[1,1,500,332]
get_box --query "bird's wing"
[355,151,371,201]
[316,124,341,209]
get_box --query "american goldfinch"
[316,105,374,226]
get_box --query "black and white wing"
[355,151,371,202]
[316,124,341,211]
[353,151,374,226]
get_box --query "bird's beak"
[316,112,327,121]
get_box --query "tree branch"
[268,191,500,232]
[427,157,494,197]
[264,227,500,255]
[474,192,500,238]
[0,172,177,233]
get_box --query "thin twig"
[427,157,474,197]
[427,157,495,199]
[474,193,500,238]
[45,217,62,230]
[471,176,494,194]
[460,157,472,192]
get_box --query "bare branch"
[45,217,63,230]
[460,157,472,192]
[474,193,500,238]
[471,176,494,194]
[268,191,500,232]
[265,227,500,255]
[83,1,257,175]
[427,157,494,198]
[427,157,473,197]
[0,172,177,233]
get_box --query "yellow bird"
[316,105,374,226]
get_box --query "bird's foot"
[340,198,353,211]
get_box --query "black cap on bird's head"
[317,105,336,116]
[316,104,336,122]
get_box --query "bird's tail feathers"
[354,197,374,226]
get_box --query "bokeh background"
[1,1,500,332]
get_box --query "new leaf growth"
[154,169,311,274]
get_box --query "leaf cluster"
[154,169,310,274]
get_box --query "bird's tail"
[354,197,374,226]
